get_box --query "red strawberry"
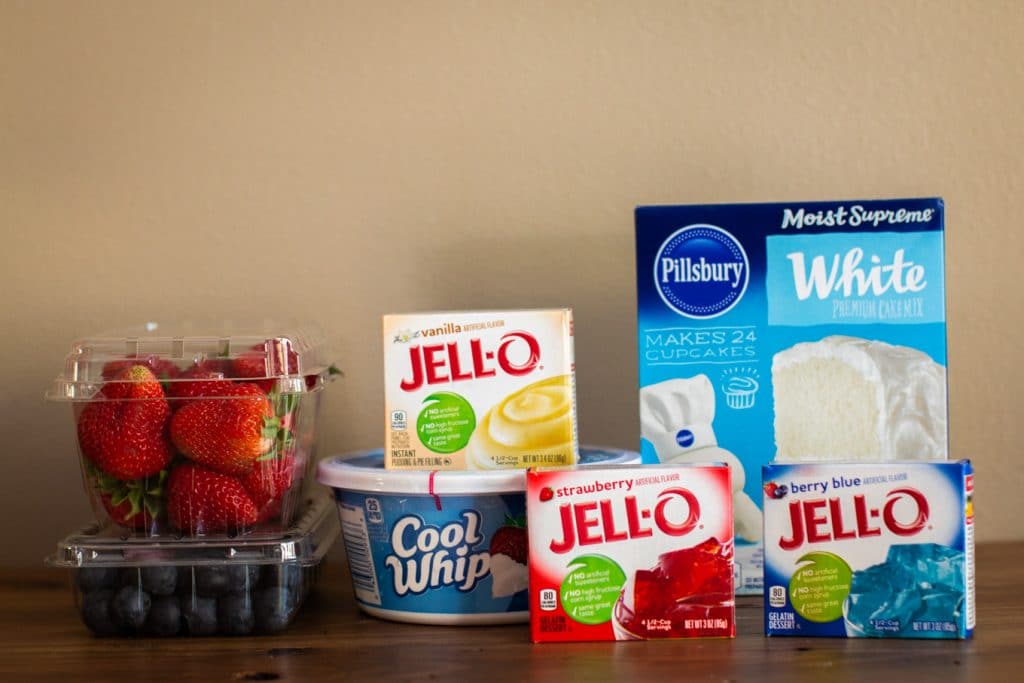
[231,342,299,393]
[94,467,167,531]
[77,365,173,480]
[102,356,180,381]
[166,365,229,401]
[241,455,296,523]
[489,515,528,564]
[170,382,274,475]
[539,487,554,502]
[167,463,258,534]
[100,493,157,531]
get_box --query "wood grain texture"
[2,543,1021,682]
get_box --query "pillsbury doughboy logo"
[654,225,749,318]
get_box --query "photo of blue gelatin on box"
[845,543,965,637]
[763,461,974,639]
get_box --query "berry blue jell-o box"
[762,461,974,639]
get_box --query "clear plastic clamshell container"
[46,493,339,637]
[46,322,340,537]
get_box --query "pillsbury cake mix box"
[762,461,974,638]
[635,199,948,594]
[384,310,578,470]
[527,464,735,642]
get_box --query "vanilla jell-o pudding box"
[383,310,578,470]
[527,464,734,642]
[635,198,948,594]
[763,461,974,639]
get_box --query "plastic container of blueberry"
[45,493,340,637]
[46,321,341,538]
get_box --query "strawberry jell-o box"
[384,310,578,470]
[527,464,735,642]
[763,461,974,639]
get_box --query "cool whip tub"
[763,461,974,639]
[527,463,734,642]
[317,446,639,625]
[383,309,577,470]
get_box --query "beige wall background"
[2,1,1021,566]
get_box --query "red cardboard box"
[527,464,735,642]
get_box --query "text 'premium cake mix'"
[635,199,948,594]
[384,310,578,470]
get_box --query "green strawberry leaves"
[503,513,528,529]
[91,464,169,521]
[259,391,298,462]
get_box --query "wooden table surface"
[3,542,1021,682]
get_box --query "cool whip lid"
[317,445,641,495]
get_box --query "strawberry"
[539,487,554,502]
[77,365,173,480]
[93,467,167,531]
[102,356,180,382]
[101,494,155,530]
[231,342,299,393]
[489,514,528,564]
[167,463,258,534]
[241,455,296,523]
[170,382,274,475]
[166,365,229,401]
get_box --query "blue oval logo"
[675,429,695,448]
[653,224,750,318]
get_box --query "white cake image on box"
[772,335,948,462]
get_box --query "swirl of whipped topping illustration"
[724,376,758,395]
[466,374,576,469]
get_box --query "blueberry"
[176,566,196,595]
[181,595,218,636]
[224,565,261,593]
[254,588,299,633]
[80,589,117,636]
[260,564,304,593]
[120,567,142,587]
[145,597,182,636]
[194,566,229,596]
[141,566,177,596]
[217,593,255,635]
[111,585,151,632]
[76,567,118,592]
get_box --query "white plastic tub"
[317,446,640,625]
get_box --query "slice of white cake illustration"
[772,336,948,462]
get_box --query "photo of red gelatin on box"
[615,538,734,639]
[526,464,735,642]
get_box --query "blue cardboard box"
[635,199,948,594]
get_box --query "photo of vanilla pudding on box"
[383,310,577,470]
